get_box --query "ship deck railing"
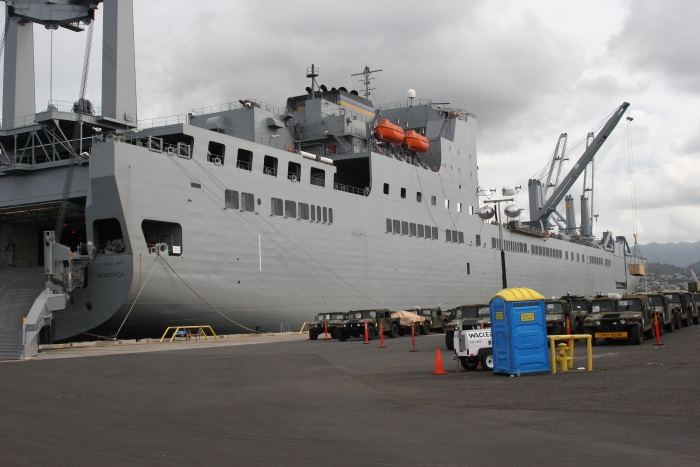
[190,99,285,117]
[334,182,369,196]
[376,99,476,119]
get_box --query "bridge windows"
[431,196,437,206]
[236,149,253,171]
[207,141,225,165]
[271,198,283,216]
[285,200,297,218]
[401,188,406,199]
[288,162,301,182]
[241,193,255,212]
[310,168,325,187]
[383,183,390,195]
[263,156,278,176]
[416,192,422,203]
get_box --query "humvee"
[638,292,674,333]
[545,300,569,335]
[309,312,347,340]
[663,290,694,327]
[558,294,591,334]
[444,304,489,350]
[584,294,654,345]
[414,306,444,335]
[336,309,400,341]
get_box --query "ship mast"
[351,66,382,99]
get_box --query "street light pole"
[484,197,514,290]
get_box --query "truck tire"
[665,318,674,332]
[575,320,584,335]
[556,324,565,336]
[632,324,643,345]
[389,323,399,338]
[415,323,421,337]
[367,326,375,341]
[682,314,690,327]
[445,331,454,350]
[460,357,478,371]
[675,314,681,330]
[338,332,348,342]
[398,327,406,337]
[586,328,597,346]
[644,324,654,339]
[422,322,431,335]
[481,350,494,371]
[440,322,446,334]
[309,332,318,340]
[694,314,699,325]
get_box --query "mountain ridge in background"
[639,241,700,268]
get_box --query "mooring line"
[114,255,160,339]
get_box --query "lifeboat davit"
[374,119,405,145]
[403,130,430,154]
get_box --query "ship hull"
[52,137,639,341]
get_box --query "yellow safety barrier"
[160,325,218,343]
[547,334,593,374]
[299,322,313,334]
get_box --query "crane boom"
[531,102,629,224]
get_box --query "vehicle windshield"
[591,301,616,312]
[347,311,376,320]
[665,294,681,304]
[616,299,643,311]
[331,314,345,320]
[419,310,432,316]
[316,314,331,321]
[571,300,588,312]
[546,303,564,314]
[649,296,665,307]
[456,307,482,319]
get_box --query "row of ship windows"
[218,146,326,186]
[385,219,466,244]
[490,237,612,266]
[223,189,333,223]
[382,183,473,213]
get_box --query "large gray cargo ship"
[0,1,642,350]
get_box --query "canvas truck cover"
[391,310,427,326]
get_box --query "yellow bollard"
[556,343,571,372]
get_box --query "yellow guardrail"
[547,334,593,373]
[299,322,313,334]
[160,325,218,343]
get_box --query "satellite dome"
[504,204,523,218]
[476,205,495,220]
[407,89,416,99]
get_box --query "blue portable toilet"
[490,288,550,375]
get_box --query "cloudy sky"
[6,0,700,245]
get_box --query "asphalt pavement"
[1,328,699,466]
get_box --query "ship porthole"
[257,198,261,205]
[85,303,93,311]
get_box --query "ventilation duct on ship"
[204,115,229,132]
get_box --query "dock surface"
[1,330,699,466]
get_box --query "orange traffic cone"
[431,349,447,375]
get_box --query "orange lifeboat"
[374,119,405,145]
[403,130,430,154]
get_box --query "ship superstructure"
[0,1,643,356]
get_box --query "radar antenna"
[351,66,382,99]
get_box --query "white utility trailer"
[454,329,494,371]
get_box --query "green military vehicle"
[414,306,445,335]
[584,294,655,345]
[693,293,700,324]
[336,309,400,341]
[309,312,347,340]
[663,290,694,327]
[559,294,592,334]
[444,304,489,350]
[545,300,569,336]
[639,292,674,333]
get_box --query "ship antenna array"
[351,66,382,99]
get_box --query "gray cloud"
[609,0,700,94]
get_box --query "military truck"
[309,312,347,340]
[663,290,694,328]
[414,307,445,335]
[444,304,489,350]
[545,300,569,335]
[693,294,700,324]
[559,294,591,334]
[584,294,654,345]
[336,309,400,341]
[639,292,674,333]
